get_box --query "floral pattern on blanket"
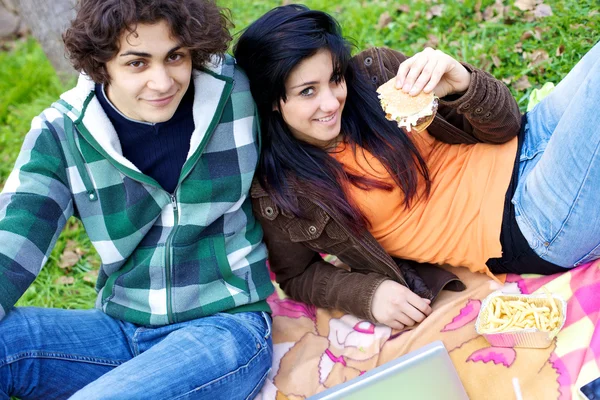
[257,260,600,400]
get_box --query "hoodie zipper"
[165,193,179,323]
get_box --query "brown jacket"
[251,47,522,322]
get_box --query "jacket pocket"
[286,207,349,250]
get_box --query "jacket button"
[364,57,373,66]
[308,226,317,234]
[371,76,378,83]
[475,107,483,114]
[265,207,274,216]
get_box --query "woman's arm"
[352,47,521,144]
[252,196,389,321]
[253,195,432,327]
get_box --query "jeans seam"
[220,313,267,346]
[574,241,600,265]
[130,327,147,356]
[245,367,271,400]
[170,344,269,399]
[542,137,600,258]
[261,312,272,340]
[1,351,125,368]
[512,199,549,253]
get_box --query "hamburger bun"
[376,78,438,133]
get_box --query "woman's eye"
[331,74,342,83]
[300,87,314,97]
[168,53,183,62]
[128,60,145,68]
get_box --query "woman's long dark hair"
[234,4,429,233]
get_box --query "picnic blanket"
[256,259,600,400]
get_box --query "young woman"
[234,4,600,330]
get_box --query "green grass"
[0,0,598,311]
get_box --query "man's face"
[104,20,192,123]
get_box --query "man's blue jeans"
[513,40,600,267]
[0,307,272,399]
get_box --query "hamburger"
[376,78,438,133]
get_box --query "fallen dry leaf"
[83,270,99,284]
[492,55,502,68]
[534,4,553,18]
[533,27,544,40]
[556,44,565,57]
[528,49,550,67]
[502,77,514,85]
[514,76,532,91]
[426,5,444,20]
[56,276,75,285]
[377,11,393,29]
[59,250,80,269]
[523,11,536,22]
[397,4,410,13]
[520,31,534,40]
[514,0,537,11]
[478,53,492,71]
[426,34,440,48]
[514,42,523,53]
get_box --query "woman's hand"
[395,47,471,98]
[371,280,432,330]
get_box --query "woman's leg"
[0,307,133,400]
[70,311,273,400]
[512,41,600,267]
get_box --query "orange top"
[330,130,518,277]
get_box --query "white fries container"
[475,291,567,348]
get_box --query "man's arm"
[0,113,74,320]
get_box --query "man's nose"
[147,66,173,92]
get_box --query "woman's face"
[278,49,347,148]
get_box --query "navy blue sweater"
[95,83,195,193]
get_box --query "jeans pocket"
[230,312,271,345]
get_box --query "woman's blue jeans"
[0,308,272,399]
[513,40,600,267]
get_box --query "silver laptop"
[310,340,469,400]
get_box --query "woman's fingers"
[423,58,448,93]
[410,58,439,95]
[402,55,428,93]
[387,320,406,331]
[394,312,418,327]
[396,56,415,88]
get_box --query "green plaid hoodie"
[0,56,274,325]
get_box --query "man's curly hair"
[63,0,233,84]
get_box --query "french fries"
[478,288,562,334]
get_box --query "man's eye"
[168,54,183,62]
[300,87,314,96]
[331,74,342,83]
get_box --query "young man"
[0,0,273,398]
